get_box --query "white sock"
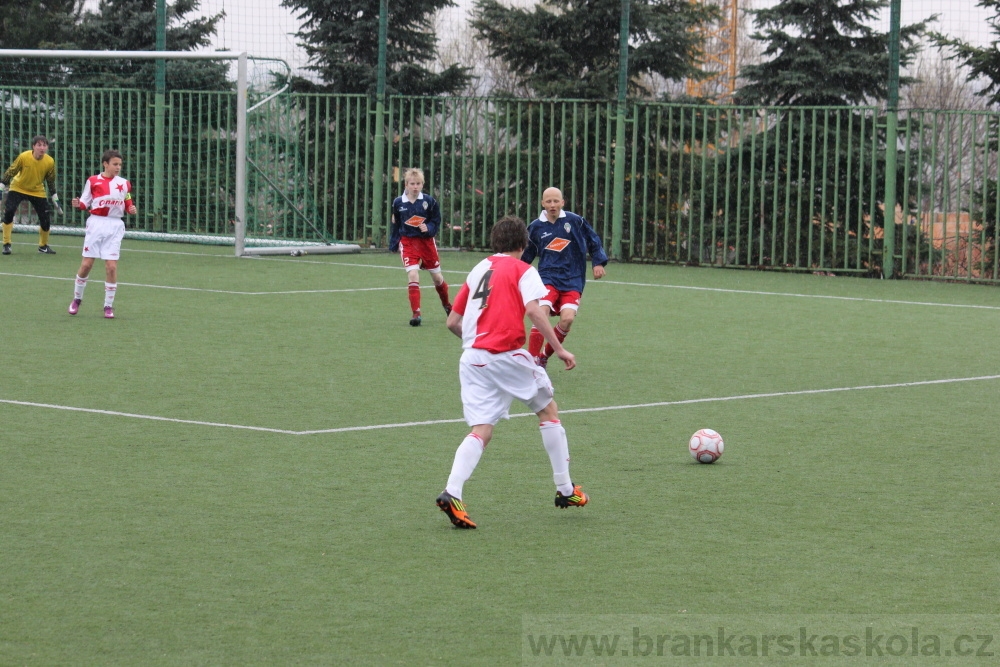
[540,420,574,496]
[104,282,117,308]
[73,275,88,301]
[445,433,486,500]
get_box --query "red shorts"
[399,236,442,271]
[539,286,581,312]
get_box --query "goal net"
[0,49,359,257]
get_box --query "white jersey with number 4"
[452,253,547,354]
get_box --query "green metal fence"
[1,86,238,237]
[3,85,999,280]
[897,109,1000,280]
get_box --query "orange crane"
[685,0,740,102]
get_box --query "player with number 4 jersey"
[436,216,589,530]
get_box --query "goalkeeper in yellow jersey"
[1,135,62,255]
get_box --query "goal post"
[0,49,360,257]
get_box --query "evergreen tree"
[470,0,716,99]
[0,0,80,49]
[68,0,229,90]
[0,0,82,86]
[714,0,933,275]
[281,0,470,95]
[462,0,716,261]
[736,0,928,107]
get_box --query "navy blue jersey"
[521,210,608,293]
[389,192,441,252]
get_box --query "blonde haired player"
[388,168,452,326]
[68,150,137,319]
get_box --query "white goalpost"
[0,49,360,258]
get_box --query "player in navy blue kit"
[521,187,608,367]
[388,168,452,326]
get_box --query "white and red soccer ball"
[689,428,724,463]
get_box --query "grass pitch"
[2,235,999,664]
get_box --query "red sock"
[408,282,421,315]
[435,281,451,308]
[543,325,568,358]
[528,327,544,357]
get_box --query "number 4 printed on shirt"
[472,269,493,309]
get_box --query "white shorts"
[459,347,555,426]
[82,215,125,260]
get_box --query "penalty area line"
[6,374,1000,435]
[0,399,299,435]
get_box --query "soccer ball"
[689,428,724,463]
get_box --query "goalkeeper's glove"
[51,193,63,215]
[0,182,5,193]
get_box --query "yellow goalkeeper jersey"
[2,150,57,198]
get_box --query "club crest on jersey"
[545,237,571,252]
[422,201,428,210]
[405,216,426,227]
[564,222,571,233]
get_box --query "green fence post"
[370,0,388,245]
[610,0,630,261]
[883,0,902,277]
[153,0,166,232]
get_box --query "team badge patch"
[405,216,426,227]
[422,201,428,210]
[564,222,571,233]
[545,238,571,252]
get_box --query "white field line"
[0,271,411,295]
[7,240,1000,307]
[5,266,1000,310]
[0,399,299,434]
[13,239,1000,295]
[6,242,1000,308]
[599,280,1000,311]
[5,374,999,436]
[7,239,461,271]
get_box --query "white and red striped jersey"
[452,253,547,354]
[78,174,132,218]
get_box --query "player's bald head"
[541,187,563,202]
